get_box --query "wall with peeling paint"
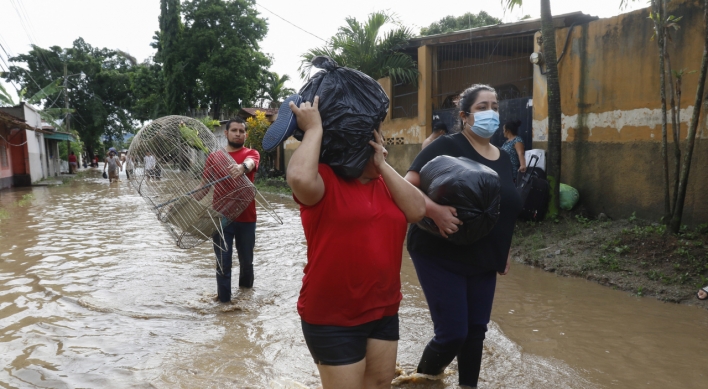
[532,0,708,223]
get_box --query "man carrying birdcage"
[194,117,260,303]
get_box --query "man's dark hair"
[225,117,247,131]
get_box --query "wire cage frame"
[127,115,256,249]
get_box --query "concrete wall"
[532,0,708,223]
[26,130,45,182]
[0,127,13,189]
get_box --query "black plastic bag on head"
[417,155,501,245]
[293,56,389,179]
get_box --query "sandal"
[262,94,302,152]
[697,286,708,300]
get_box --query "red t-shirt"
[68,154,77,163]
[294,164,407,326]
[203,148,260,222]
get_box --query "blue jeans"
[212,221,256,302]
[410,251,497,387]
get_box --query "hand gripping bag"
[417,155,501,245]
[293,56,390,179]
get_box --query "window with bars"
[433,34,535,109]
[391,82,418,119]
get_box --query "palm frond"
[501,0,523,11]
[380,53,419,85]
[26,80,63,105]
[0,83,16,106]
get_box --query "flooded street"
[1,170,707,388]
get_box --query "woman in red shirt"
[287,96,425,388]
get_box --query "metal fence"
[433,34,535,109]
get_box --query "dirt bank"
[511,214,708,307]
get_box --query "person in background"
[144,151,157,181]
[92,155,99,168]
[103,148,122,183]
[287,96,425,389]
[404,84,522,388]
[124,154,134,180]
[421,121,449,150]
[68,151,78,174]
[500,120,526,182]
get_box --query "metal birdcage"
[127,115,256,249]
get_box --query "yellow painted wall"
[532,0,708,223]
[533,0,707,142]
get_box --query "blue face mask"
[466,110,500,138]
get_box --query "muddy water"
[0,170,706,388]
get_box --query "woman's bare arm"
[370,131,425,223]
[286,97,325,206]
[404,171,462,238]
[515,142,526,172]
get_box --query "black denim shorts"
[301,314,399,366]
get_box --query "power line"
[255,2,328,43]
[8,0,59,75]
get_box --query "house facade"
[0,102,77,189]
[284,0,708,223]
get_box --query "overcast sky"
[0,0,647,104]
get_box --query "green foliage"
[198,116,220,129]
[15,194,34,207]
[5,39,139,155]
[131,60,167,121]
[180,0,271,119]
[58,135,84,161]
[598,254,621,271]
[300,11,418,85]
[575,214,592,225]
[420,11,501,36]
[159,0,186,114]
[629,211,637,222]
[0,208,8,222]
[502,0,524,11]
[245,110,270,156]
[627,224,667,237]
[697,223,708,234]
[259,72,295,108]
[255,177,292,195]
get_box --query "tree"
[5,39,139,157]
[181,0,271,119]
[131,59,167,121]
[420,11,501,36]
[504,0,562,218]
[261,72,295,108]
[157,0,186,115]
[300,11,418,85]
[669,0,708,232]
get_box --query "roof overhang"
[43,131,77,142]
[408,11,598,47]
[0,111,33,130]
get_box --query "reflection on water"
[0,170,706,388]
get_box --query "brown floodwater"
[0,170,706,388]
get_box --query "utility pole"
[63,62,70,133]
